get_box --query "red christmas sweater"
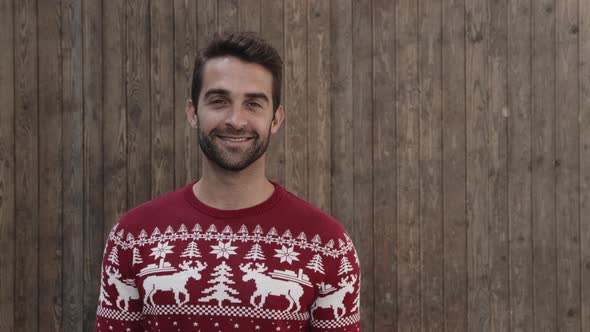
[95,179,361,332]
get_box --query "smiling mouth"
[217,136,253,142]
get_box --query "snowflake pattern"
[210,241,238,259]
[99,223,360,330]
[109,223,355,260]
[274,246,300,264]
[150,242,174,260]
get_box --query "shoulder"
[113,186,185,232]
[280,188,351,239]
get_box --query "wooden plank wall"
[0,0,589,331]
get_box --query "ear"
[270,105,285,135]
[185,99,198,128]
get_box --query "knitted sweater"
[94,180,361,332]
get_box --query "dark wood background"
[0,0,589,331]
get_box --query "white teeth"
[221,137,249,142]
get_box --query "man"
[95,32,361,332]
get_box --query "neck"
[193,154,275,210]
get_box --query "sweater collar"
[183,179,285,219]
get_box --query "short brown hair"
[191,32,283,113]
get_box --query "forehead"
[200,56,273,99]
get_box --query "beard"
[197,121,272,172]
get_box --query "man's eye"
[212,99,225,104]
[249,102,262,108]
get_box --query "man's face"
[187,56,284,172]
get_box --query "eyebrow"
[204,88,269,103]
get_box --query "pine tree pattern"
[198,261,241,306]
[338,257,353,276]
[108,247,119,266]
[98,221,360,331]
[132,248,143,266]
[180,241,202,258]
[108,223,355,262]
[305,254,325,274]
[244,243,266,261]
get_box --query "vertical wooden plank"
[581,0,590,329]
[261,0,285,184]
[555,0,581,329]
[218,0,237,33]
[465,0,490,329]
[127,0,151,208]
[103,0,126,237]
[0,0,15,329]
[62,0,84,329]
[151,0,175,197]
[372,0,396,329]
[330,0,354,249]
[531,1,557,330]
[174,0,196,187]
[307,0,331,213]
[284,0,307,198]
[507,0,533,330]
[396,0,420,330]
[238,0,260,32]
[418,0,444,330]
[195,0,217,178]
[83,0,105,329]
[487,0,510,330]
[38,0,63,329]
[441,0,467,330]
[13,1,37,330]
[352,0,374,330]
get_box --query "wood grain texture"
[218,0,237,33]
[0,0,14,329]
[83,0,105,329]
[2,1,590,330]
[581,0,590,329]
[195,0,217,178]
[531,1,557,330]
[127,0,152,208]
[507,0,534,330]
[61,0,84,329]
[442,0,468,330]
[487,0,509,330]
[396,0,421,330]
[352,0,374,331]
[555,0,581,330]
[38,0,64,326]
[372,0,396,329]
[14,0,38,330]
[465,0,491,329]
[238,0,260,32]
[418,0,444,330]
[330,0,353,236]
[307,0,331,213]
[261,0,285,184]
[103,0,127,242]
[284,0,308,199]
[151,0,175,198]
[174,0,197,188]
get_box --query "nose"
[225,103,248,129]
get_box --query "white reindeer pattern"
[311,275,357,320]
[239,263,304,312]
[143,260,207,306]
[105,266,140,312]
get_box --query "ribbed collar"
[183,179,285,219]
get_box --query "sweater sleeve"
[94,222,144,332]
[309,233,361,332]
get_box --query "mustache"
[211,128,258,138]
